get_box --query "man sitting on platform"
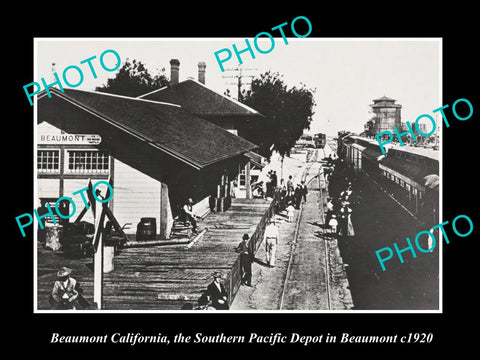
[206,272,229,310]
[183,198,199,234]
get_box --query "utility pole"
[221,64,257,100]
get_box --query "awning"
[245,151,265,168]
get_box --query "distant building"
[370,96,402,138]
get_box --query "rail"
[278,149,320,310]
[278,148,333,310]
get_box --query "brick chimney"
[170,59,180,85]
[198,62,206,84]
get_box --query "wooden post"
[93,217,104,309]
[92,176,112,309]
[280,156,284,184]
[160,183,169,239]
[245,161,251,199]
[92,194,106,309]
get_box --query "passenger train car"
[295,134,316,148]
[337,134,439,227]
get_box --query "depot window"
[66,150,110,174]
[37,149,60,174]
[239,168,246,187]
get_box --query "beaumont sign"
[38,134,102,145]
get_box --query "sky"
[35,38,441,137]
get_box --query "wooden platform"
[37,198,274,310]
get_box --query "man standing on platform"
[264,218,279,268]
[236,233,253,286]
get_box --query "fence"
[225,199,276,306]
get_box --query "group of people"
[323,155,359,238]
[234,218,279,288]
[48,216,279,312]
[265,170,278,198]
[188,217,280,310]
[273,175,308,217]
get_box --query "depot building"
[36,69,264,239]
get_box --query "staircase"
[170,217,193,239]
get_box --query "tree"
[363,119,375,138]
[240,71,316,159]
[95,59,169,97]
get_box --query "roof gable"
[38,88,257,169]
[138,79,263,117]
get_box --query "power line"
[221,64,257,100]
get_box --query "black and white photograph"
[7,6,478,355]
[33,38,441,312]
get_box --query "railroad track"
[278,149,333,310]
[318,164,332,310]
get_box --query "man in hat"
[236,233,253,286]
[206,272,229,310]
[300,180,308,203]
[50,267,79,310]
[263,218,279,267]
[183,198,199,233]
[287,175,294,195]
[294,184,302,209]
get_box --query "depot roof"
[37,88,258,170]
[138,79,264,118]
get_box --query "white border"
[33,37,443,314]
